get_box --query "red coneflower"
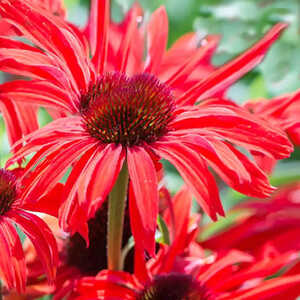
[75,189,300,300]
[0,0,293,268]
[0,167,58,293]
[244,89,300,173]
[0,0,66,153]
[6,201,134,300]
[73,186,300,299]
[202,181,300,255]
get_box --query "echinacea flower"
[0,0,66,152]
[0,167,58,293]
[0,0,293,257]
[202,181,300,255]
[43,201,132,300]
[0,0,65,34]
[244,89,300,173]
[74,186,300,299]
[76,247,300,300]
[245,90,300,145]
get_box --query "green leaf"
[250,74,267,99]
[270,161,300,186]
[157,214,170,245]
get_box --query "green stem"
[107,163,129,271]
[0,280,2,300]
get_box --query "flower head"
[80,72,175,147]
[0,0,293,256]
[8,199,134,299]
[202,181,300,255]
[0,167,58,293]
[138,273,213,300]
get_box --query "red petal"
[20,138,95,202]
[152,141,224,221]
[177,23,287,105]
[115,5,141,73]
[90,0,110,73]
[0,219,26,292]
[22,183,64,217]
[1,0,90,93]
[0,48,73,89]
[6,116,86,168]
[217,251,298,291]
[171,101,293,160]
[77,270,137,299]
[144,6,168,75]
[0,100,23,149]
[159,187,194,273]
[198,250,253,283]
[82,144,125,220]
[58,145,99,235]
[165,35,220,89]
[171,133,275,198]
[0,80,75,113]
[7,209,58,284]
[219,275,300,300]
[127,146,159,256]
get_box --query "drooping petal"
[152,141,224,221]
[127,146,158,256]
[0,218,26,292]
[158,187,194,273]
[219,274,300,300]
[0,0,91,93]
[198,250,253,283]
[22,183,64,217]
[0,99,39,152]
[171,100,293,160]
[0,47,73,90]
[170,132,275,198]
[20,138,95,202]
[6,209,58,284]
[76,270,138,299]
[0,80,76,113]
[0,225,15,290]
[58,145,99,235]
[83,144,125,220]
[0,100,23,150]
[6,116,87,166]
[177,23,287,105]
[216,250,298,291]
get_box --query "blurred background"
[1,0,300,211]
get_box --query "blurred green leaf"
[157,214,170,245]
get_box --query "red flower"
[244,90,300,173]
[75,187,300,299]
[76,242,300,299]
[245,90,300,145]
[3,199,134,300]
[0,0,66,152]
[0,0,65,35]
[0,168,58,293]
[0,0,292,255]
[202,181,300,255]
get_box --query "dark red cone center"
[80,72,175,147]
[138,273,215,300]
[0,169,17,215]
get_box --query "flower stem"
[0,280,2,300]
[107,163,129,271]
